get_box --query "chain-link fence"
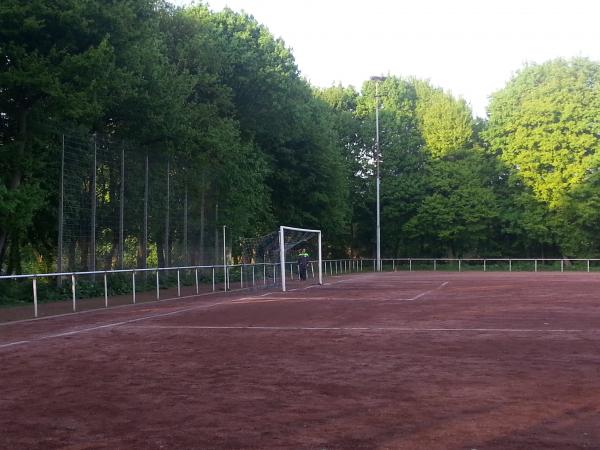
[58,131,224,273]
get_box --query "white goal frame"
[279,225,323,292]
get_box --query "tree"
[485,57,600,256]
[0,0,120,272]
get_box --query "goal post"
[279,225,323,292]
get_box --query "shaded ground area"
[2,272,600,449]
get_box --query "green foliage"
[4,0,600,289]
[485,57,600,256]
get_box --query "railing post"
[241,265,244,288]
[458,260,461,272]
[212,267,215,292]
[263,264,266,285]
[483,259,486,272]
[509,260,512,272]
[177,269,181,297]
[561,259,564,272]
[132,271,136,304]
[195,268,199,295]
[71,274,76,312]
[156,270,160,300]
[587,260,590,273]
[104,272,108,308]
[409,259,412,272]
[393,259,395,271]
[434,259,437,271]
[252,265,255,286]
[535,260,538,272]
[32,276,38,318]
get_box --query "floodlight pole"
[371,76,386,272]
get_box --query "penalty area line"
[123,324,600,334]
[392,281,449,302]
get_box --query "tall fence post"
[57,135,65,282]
[143,154,149,269]
[184,185,188,266]
[90,135,97,273]
[164,161,170,268]
[119,146,125,269]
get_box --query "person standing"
[297,248,309,280]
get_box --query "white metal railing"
[319,257,600,274]
[0,262,281,319]
[3,257,599,321]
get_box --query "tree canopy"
[2,0,600,275]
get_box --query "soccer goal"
[240,226,323,292]
[278,226,323,292]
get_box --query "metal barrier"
[317,258,600,274]
[0,263,279,319]
[3,257,599,321]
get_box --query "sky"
[171,0,600,117]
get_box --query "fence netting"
[59,131,224,273]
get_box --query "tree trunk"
[7,237,22,275]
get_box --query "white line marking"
[124,325,600,333]
[0,340,30,349]
[0,286,255,327]
[0,299,235,349]
[0,279,355,349]
[394,281,449,302]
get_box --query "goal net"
[240,226,323,292]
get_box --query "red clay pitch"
[2,271,600,449]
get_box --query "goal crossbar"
[279,226,323,292]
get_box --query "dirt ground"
[1,271,600,449]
